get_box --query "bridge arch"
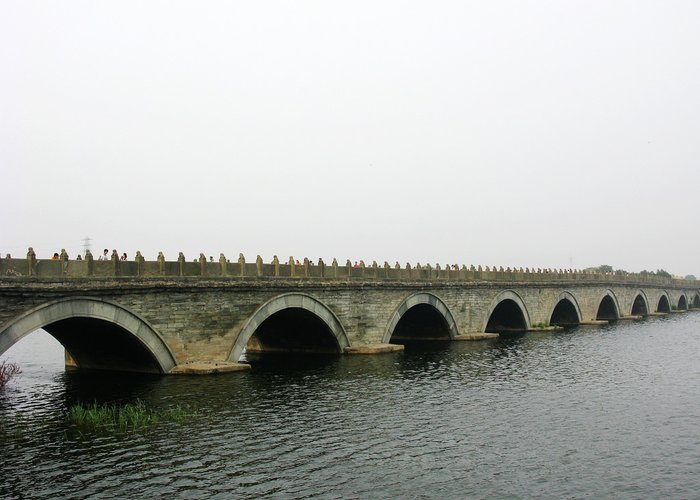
[596,290,621,320]
[630,290,650,316]
[0,297,176,373]
[656,291,671,313]
[548,291,582,326]
[677,293,688,311]
[483,290,531,333]
[382,292,458,343]
[693,293,700,309]
[228,293,349,361]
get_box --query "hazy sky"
[2,1,699,276]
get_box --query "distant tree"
[685,275,696,281]
[585,265,614,273]
[656,269,672,278]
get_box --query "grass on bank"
[66,399,196,432]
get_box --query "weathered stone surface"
[0,268,699,375]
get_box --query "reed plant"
[66,399,194,432]
[0,361,21,389]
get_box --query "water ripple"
[3,314,700,497]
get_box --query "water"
[2,314,700,498]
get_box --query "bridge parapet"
[1,249,697,289]
[2,249,700,375]
[0,252,688,287]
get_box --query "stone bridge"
[1,250,698,374]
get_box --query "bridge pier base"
[169,362,251,375]
[528,326,564,332]
[453,333,499,341]
[619,315,644,321]
[344,344,404,354]
[65,350,77,369]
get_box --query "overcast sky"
[2,1,699,276]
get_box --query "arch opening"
[43,318,162,373]
[550,299,580,327]
[631,295,648,316]
[0,298,176,374]
[229,293,349,363]
[485,299,527,334]
[246,307,342,355]
[694,294,700,308]
[389,304,451,343]
[657,295,671,313]
[596,296,619,321]
[678,295,688,311]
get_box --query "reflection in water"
[2,314,700,498]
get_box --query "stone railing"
[0,248,697,288]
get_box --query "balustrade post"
[86,250,94,276]
[239,253,246,277]
[136,251,145,276]
[219,254,227,276]
[60,248,68,275]
[27,247,36,276]
[177,252,185,277]
[111,250,119,276]
[199,253,207,276]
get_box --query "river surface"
[2,313,700,499]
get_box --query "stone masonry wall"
[1,277,698,368]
